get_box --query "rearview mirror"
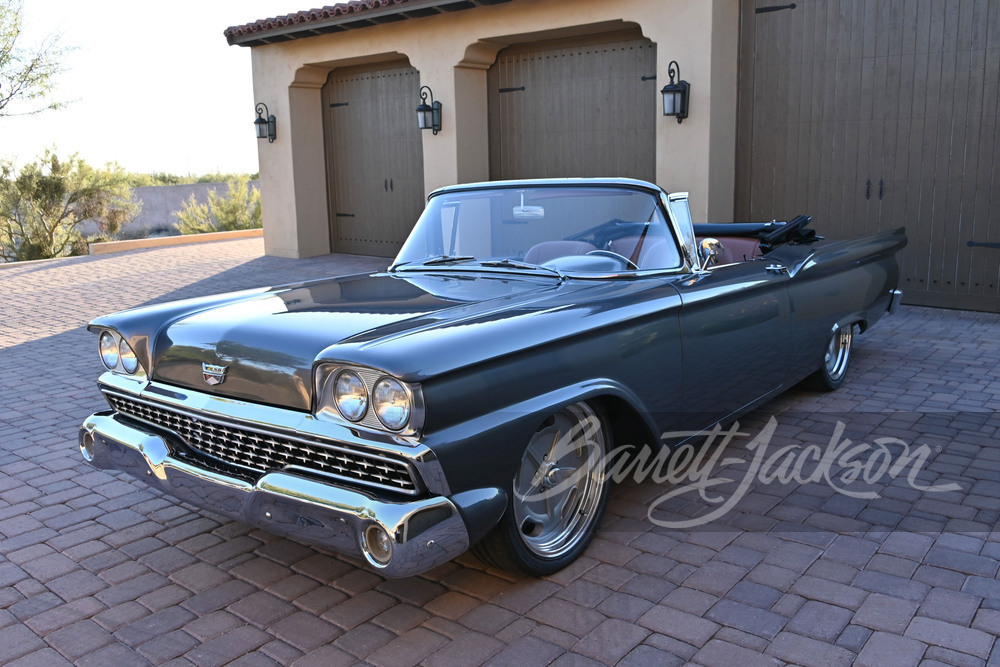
[513,205,545,219]
[513,191,544,219]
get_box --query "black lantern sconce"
[254,103,276,143]
[416,86,442,135]
[660,61,690,123]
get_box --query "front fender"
[425,378,660,499]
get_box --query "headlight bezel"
[316,364,424,436]
[96,329,145,378]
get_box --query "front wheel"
[472,402,611,576]
[805,324,854,391]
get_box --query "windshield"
[393,185,682,275]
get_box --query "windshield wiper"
[389,255,476,271]
[479,258,564,281]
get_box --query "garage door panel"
[738,0,1000,311]
[489,35,656,182]
[324,65,424,257]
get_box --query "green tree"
[0,150,141,262]
[0,0,68,116]
[175,176,262,234]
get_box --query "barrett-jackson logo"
[202,363,229,386]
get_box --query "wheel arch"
[590,393,660,455]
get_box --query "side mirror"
[699,238,723,270]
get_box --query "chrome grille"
[104,392,419,495]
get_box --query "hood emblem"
[202,363,229,386]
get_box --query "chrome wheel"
[824,325,853,382]
[512,402,607,559]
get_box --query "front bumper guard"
[80,411,470,578]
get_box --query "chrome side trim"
[80,412,470,578]
[888,289,903,314]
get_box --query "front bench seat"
[607,236,676,269]
[523,241,597,264]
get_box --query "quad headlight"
[97,330,144,376]
[99,331,120,369]
[334,370,368,422]
[373,377,410,431]
[317,365,423,435]
[119,338,139,374]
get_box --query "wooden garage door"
[488,32,658,181]
[736,0,1000,312]
[324,64,425,257]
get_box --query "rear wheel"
[805,324,853,391]
[472,401,610,576]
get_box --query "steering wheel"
[586,250,639,270]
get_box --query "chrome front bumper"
[79,411,472,578]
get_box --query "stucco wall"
[246,0,739,258]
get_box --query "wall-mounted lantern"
[660,61,690,123]
[416,86,442,135]
[255,103,276,143]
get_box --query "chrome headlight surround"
[95,329,146,379]
[315,364,424,436]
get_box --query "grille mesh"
[104,392,418,495]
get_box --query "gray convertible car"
[79,178,905,577]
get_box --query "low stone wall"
[88,228,264,255]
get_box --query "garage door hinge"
[336,213,355,218]
[330,102,349,108]
[756,3,796,13]
[498,86,525,94]
[642,75,657,81]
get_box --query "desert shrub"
[175,176,261,235]
[0,150,140,261]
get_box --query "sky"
[3,0,311,175]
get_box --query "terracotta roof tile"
[225,0,506,46]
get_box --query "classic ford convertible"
[79,178,905,577]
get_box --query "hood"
[150,272,563,410]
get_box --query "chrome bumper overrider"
[80,411,471,577]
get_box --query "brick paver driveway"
[2,238,998,666]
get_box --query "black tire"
[805,324,853,392]
[472,401,611,576]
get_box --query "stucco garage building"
[226,0,1000,313]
